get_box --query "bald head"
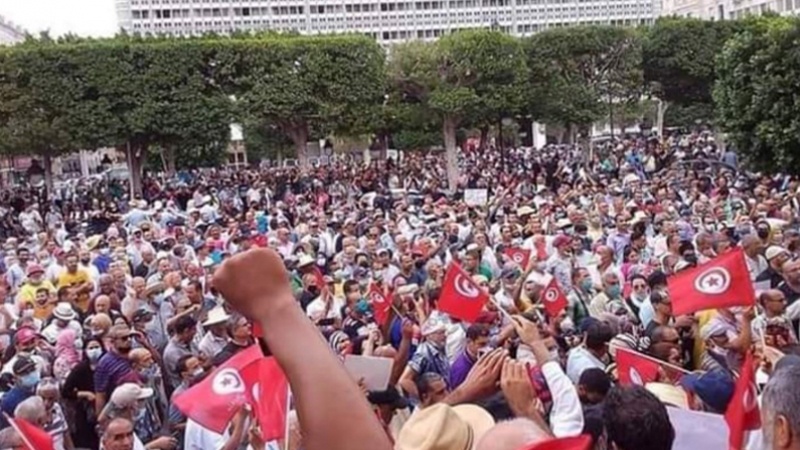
[476,418,549,450]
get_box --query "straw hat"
[645,382,689,410]
[203,306,231,327]
[396,403,495,450]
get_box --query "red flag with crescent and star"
[542,277,568,317]
[615,347,662,386]
[175,345,271,433]
[504,247,532,268]
[438,263,490,322]
[368,283,392,326]
[725,351,761,450]
[666,248,755,316]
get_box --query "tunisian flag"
[725,351,761,450]
[248,357,290,441]
[541,277,568,317]
[504,247,532,268]
[174,345,264,433]
[667,248,755,316]
[438,263,490,322]
[5,415,54,450]
[615,348,661,386]
[368,284,392,326]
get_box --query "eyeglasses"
[632,284,647,290]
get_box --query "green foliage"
[525,25,643,128]
[713,15,800,173]
[643,18,739,115]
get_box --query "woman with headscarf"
[52,329,81,384]
[62,337,105,450]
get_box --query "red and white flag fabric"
[5,415,54,450]
[725,351,761,450]
[667,248,755,316]
[615,348,661,386]
[504,247,531,268]
[541,277,568,317]
[521,434,592,450]
[174,345,264,433]
[368,283,392,326]
[438,263,490,322]
[247,357,290,441]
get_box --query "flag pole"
[3,413,34,450]
[489,295,514,322]
[283,387,292,450]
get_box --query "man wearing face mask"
[0,357,39,429]
[567,268,595,325]
[167,354,205,436]
[588,272,622,318]
[94,324,137,414]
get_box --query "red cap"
[25,264,44,277]
[553,235,572,248]
[519,435,592,450]
[15,327,37,344]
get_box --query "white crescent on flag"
[454,274,480,298]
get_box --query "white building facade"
[0,15,25,45]
[661,0,798,21]
[117,0,655,42]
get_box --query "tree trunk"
[479,125,490,151]
[285,123,309,169]
[379,133,389,161]
[443,116,459,192]
[656,100,669,139]
[42,153,54,196]
[161,147,177,177]
[126,141,146,198]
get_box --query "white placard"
[344,355,393,391]
[464,189,488,207]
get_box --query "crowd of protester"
[0,129,796,450]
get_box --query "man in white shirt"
[184,416,280,450]
[198,307,230,359]
[565,320,613,384]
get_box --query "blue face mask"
[580,278,593,293]
[19,372,39,389]
[606,285,622,299]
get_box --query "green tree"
[389,30,528,190]
[0,44,85,192]
[231,35,385,167]
[714,16,800,172]
[642,17,739,131]
[525,26,643,140]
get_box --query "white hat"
[517,206,536,217]
[766,246,788,261]
[645,382,689,410]
[52,302,77,321]
[396,403,494,450]
[110,383,154,408]
[421,318,447,336]
[298,254,315,268]
[203,306,231,327]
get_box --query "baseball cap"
[553,234,571,248]
[25,264,44,277]
[12,356,36,376]
[14,327,37,345]
[680,370,735,413]
[765,246,788,261]
[110,383,154,407]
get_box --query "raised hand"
[212,248,295,322]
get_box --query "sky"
[1,0,118,38]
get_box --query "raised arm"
[213,248,392,450]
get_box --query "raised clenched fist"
[213,248,295,321]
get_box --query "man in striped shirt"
[94,324,137,414]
